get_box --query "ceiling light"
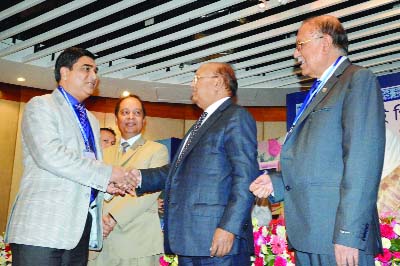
[121,91,130,97]
[17,77,26,82]
[258,0,267,11]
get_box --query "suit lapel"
[52,89,86,151]
[173,99,232,171]
[286,59,351,143]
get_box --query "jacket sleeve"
[218,109,259,237]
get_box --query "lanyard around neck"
[58,86,91,152]
[291,56,344,128]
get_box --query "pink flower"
[159,256,170,266]
[376,248,392,263]
[380,224,396,239]
[268,139,281,157]
[393,251,400,259]
[254,243,261,256]
[254,256,264,266]
[271,235,287,254]
[274,255,287,266]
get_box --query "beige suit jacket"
[99,137,168,259]
[6,89,112,250]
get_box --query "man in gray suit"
[6,47,136,266]
[250,15,385,266]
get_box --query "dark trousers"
[11,212,92,266]
[295,249,375,266]
[178,253,251,266]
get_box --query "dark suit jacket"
[270,59,385,255]
[138,99,259,256]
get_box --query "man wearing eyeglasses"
[89,95,169,266]
[131,62,259,266]
[250,15,385,266]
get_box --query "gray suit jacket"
[6,89,112,250]
[270,59,385,255]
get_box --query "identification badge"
[84,151,96,159]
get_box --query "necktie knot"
[121,142,130,154]
[75,103,85,112]
[310,79,322,94]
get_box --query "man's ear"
[60,66,69,81]
[215,76,224,92]
[321,34,333,53]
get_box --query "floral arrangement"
[0,232,12,266]
[375,212,400,266]
[160,254,178,266]
[252,217,295,266]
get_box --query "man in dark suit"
[250,15,385,266]
[133,62,259,266]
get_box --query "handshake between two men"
[106,166,141,196]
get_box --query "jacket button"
[285,185,291,191]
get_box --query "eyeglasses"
[295,36,323,51]
[192,75,220,84]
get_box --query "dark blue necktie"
[74,103,98,204]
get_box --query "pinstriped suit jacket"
[6,89,112,251]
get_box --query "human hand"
[334,244,359,266]
[249,174,274,198]
[102,213,117,238]
[106,182,127,196]
[210,228,234,257]
[109,166,138,195]
[157,198,164,214]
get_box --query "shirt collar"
[202,97,230,124]
[120,133,142,148]
[58,86,80,107]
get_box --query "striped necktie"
[121,142,130,154]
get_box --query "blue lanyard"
[58,86,91,152]
[291,56,344,128]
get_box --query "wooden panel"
[0,82,287,121]
[0,99,20,232]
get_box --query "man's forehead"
[75,56,96,67]
[120,97,142,109]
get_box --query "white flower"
[381,237,391,249]
[393,223,400,236]
[276,225,286,239]
[375,260,382,266]
[262,226,268,237]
